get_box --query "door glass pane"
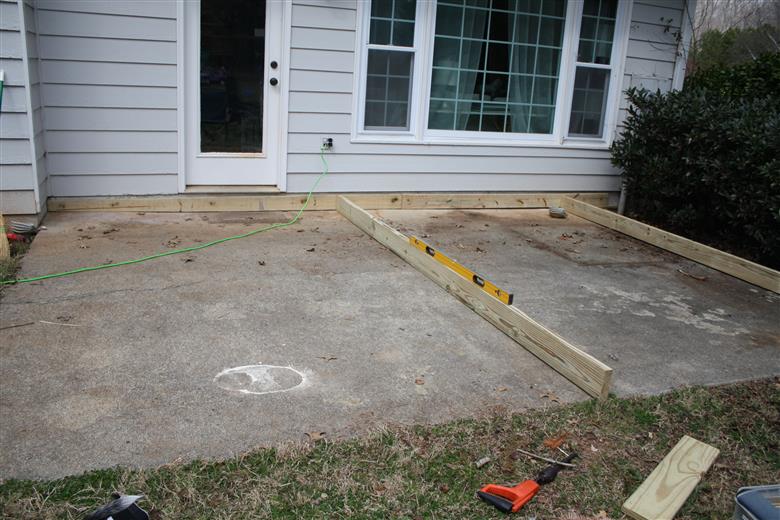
[429,0,566,134]
[568,67,609,137]
[200,0,265,153]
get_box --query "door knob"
[270,77,279,86]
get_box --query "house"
[0,0,694,220]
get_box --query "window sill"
[351,133,612,150]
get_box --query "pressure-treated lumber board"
[561,197,780,293]
[622,435,719,520]
[48,192,610,213]
[400,192,608,209]
[337,196,613,399]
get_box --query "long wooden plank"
[622,436,719,520]
[561,197,780,293]
[337,196,613,399]
[48,192,610,213]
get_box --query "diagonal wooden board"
[561,197,780,293]
[622,435,719,520]
[337,196,612,399]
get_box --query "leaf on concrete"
[305,431,326,442]
[415,378,425,385]
[540,392,561,403]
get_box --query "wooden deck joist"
[48,192,609,213]
[337,196,613,399]
[561,197,780,293]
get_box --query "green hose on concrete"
[1,147,331,285]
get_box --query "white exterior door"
[184,0,284,186]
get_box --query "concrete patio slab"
[1,208,777,480]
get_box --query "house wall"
[35,0,178,197]
[0,0,46,216]
[284,0,689,193]
[1,0,690,206]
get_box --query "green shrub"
[612,53,780,268]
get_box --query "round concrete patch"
[214,365,305,395]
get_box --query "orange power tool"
[477,452,578,513]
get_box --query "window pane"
[393,20,415,46]
[436,5,463,37]
[371,0,392,19]
[568,67,609,137]
[370,19,391,45]
[538,17,563,46]
[428,0,565,134]
[370,0,417,48]
[433,37,460,67]
[364,49,413,129]
[577,0,616,64]
[431,67,458,99]
[529,106,554,133]
[394,0,416,20]
[428,99,456,130]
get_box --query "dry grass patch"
[1,379,778,519]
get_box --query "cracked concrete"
[1,208,777,480]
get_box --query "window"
[355,0,626,144]
[568,0,618,137]
[428,0,566,134]
[364,0,417,130]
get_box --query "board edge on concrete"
[561,197,780,293]
[337,196,613,399]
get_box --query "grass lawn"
[1,379,777,519]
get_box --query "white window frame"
[561,0,632,146]
[352,0,631,149]
[352,0,427,142]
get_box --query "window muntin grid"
[365,50,414,129]
[364,0,417,130]
[568,0,617,137]
[577,0,617,65]
[568,67,609,136]
[428,0,567,134]
[370,0,417,47]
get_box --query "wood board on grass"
[561,197,780,293]
[337,196,612,399]
[622,435,719,520]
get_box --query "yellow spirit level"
[409,236,514,305]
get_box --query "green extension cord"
[1,146,331,285]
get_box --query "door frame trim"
[176,0,291,193]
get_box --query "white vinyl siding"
[618,0,690,127]
[36,0,178,197]
[0,0,45,215]
[286,0,687,193]
[2,0,690,203]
